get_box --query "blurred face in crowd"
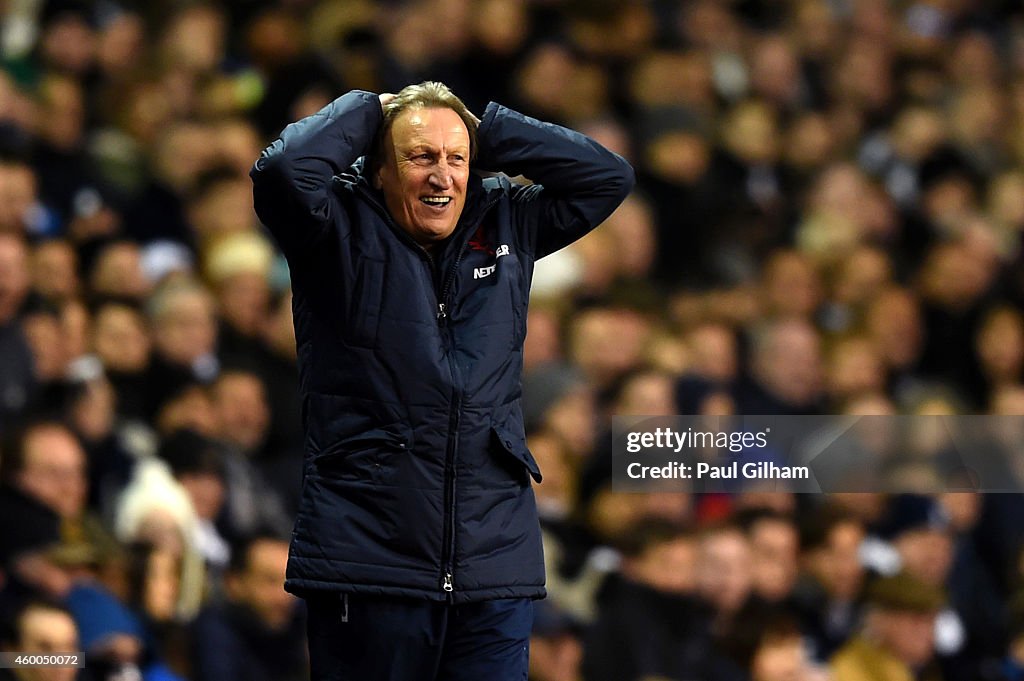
[217,272,270,336]
[602,195,656,278]
[0,162,36,234]
[544,384,596,459]
[31,240,78,301]
[749,517,799,602]
[688,323,738,384]
[527,432,573,519]
[154,123,217,190]
[162,4,225,73]
[157,384,218,436]
[750,35,801,106]
[869,608,937,668]
[376,106,470,247]
[976,307,1024,384]
[212,372,270,452]
[784,113,834,172]
[806,520,864,601]
[178,469,225,521]
[762,251,822,320]
[893,528,953,588]
[615,371,677,416]
[867,288,923,370]
[229,538,294,630]
[992,386,1024,415]
[215,119,263,176]
[571,229,618,296]
[38,75,85,150]
[752,633,806,681]
[0,234,30,324]
[21,311,66,381]
[96,11,144,79]
[827,337,886,405]
[753,320,823,408]
[152,286,217,366]
[697,528,753,615]
[516,44,577,117]
[723,101,780,165]
[475,0,528,55]
[190,176,258,239]
[646,130,712,185]
[90,241,150,300]
[939,492,980,533]
[18,424,87,519]
[93,303,150,372]
[833,247,892,306]
[987,171,1024,230]
[523,307,561,370]
[69,376,115,443]
[919,241,994,311]
[40,12,96,75]
[14,605,79,681]
[632,534,698,595]
[570,308,649,389]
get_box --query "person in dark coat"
[190,535,306,681]
[582,520,744,681]
[250,81,634,680]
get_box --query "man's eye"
[450,155,466,164]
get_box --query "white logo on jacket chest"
[473,244,511,279]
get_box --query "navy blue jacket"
[250,90,634,603]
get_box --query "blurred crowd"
[1,0,1024,679]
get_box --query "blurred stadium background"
[1,0,1024,679]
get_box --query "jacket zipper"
[440,389,460,597]
[436,243,467,322]
[437,234,473,599]
[355,182,501,598]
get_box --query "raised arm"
[250,90,383,255]
[473,103,635,260]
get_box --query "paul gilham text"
[627,461,810,480]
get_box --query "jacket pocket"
[491,418,543,484]
[347,256,385,348]
[312,425,412,483]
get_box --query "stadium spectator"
[830,573,945,681]
[0,600,79,681]
[794,505,867,662]
[190,535,305,681]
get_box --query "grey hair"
[368,81,479,177]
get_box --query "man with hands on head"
[250,81,633,680]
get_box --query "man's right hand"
[379,93,396,111]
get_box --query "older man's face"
[376,107,470,247]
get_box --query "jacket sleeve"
[473,103,635,260]
[249,90,382,256]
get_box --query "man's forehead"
[391,107,469,148]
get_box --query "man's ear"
[373,164,384,190]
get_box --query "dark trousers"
[305,593,533,681]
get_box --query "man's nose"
[429,161,453,189]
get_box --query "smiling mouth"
[420,196,452,207]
